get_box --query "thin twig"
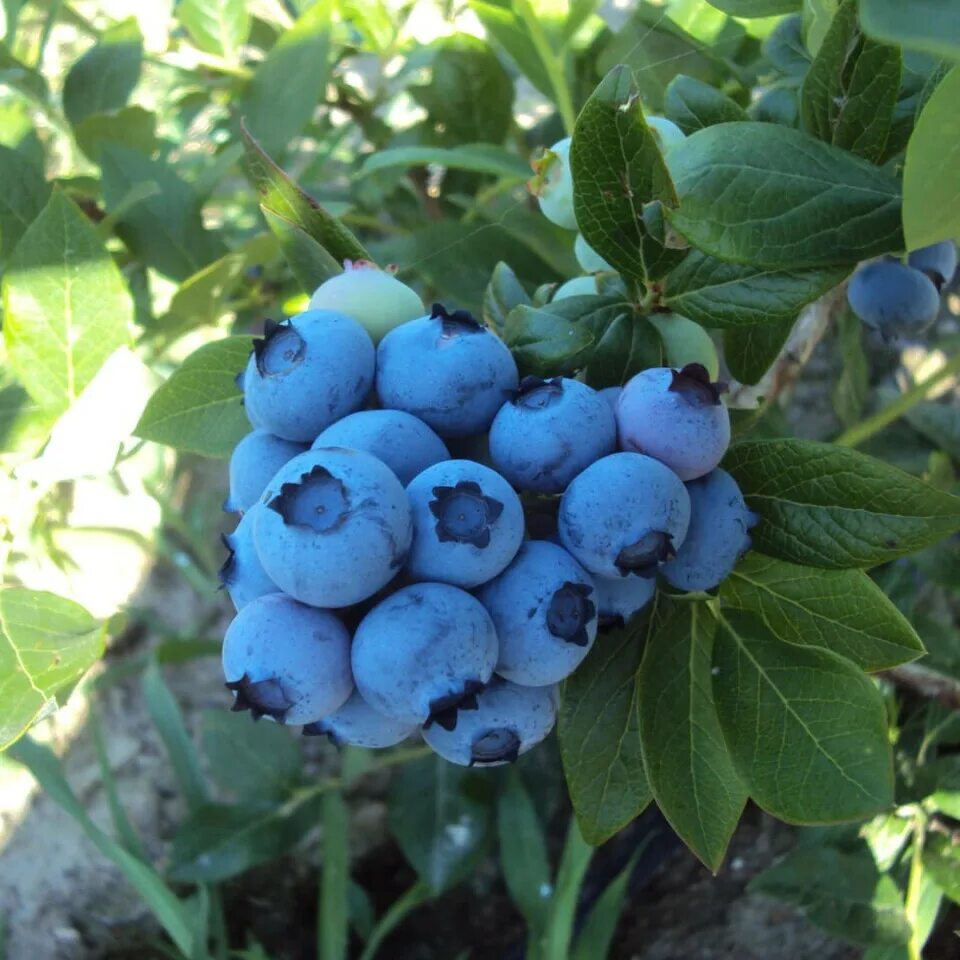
[881,663,960,710]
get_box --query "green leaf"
[664,74,748,134]
[134,335,252,457]
[541,818,592,960]
[483,261,530,335]
[706,0,800,14]
[832,307,868,428]
[750,845,911,945]
[800,0,901,163]
[571,65,682,284]
[637,599,747,872]
[724,438,960,568]
[62,18,142,128]
[584,312,663,388]
[358,144,529,180]
[0,589,105,750]
[722,553,925,671]
[860,0,960,61]
[559,612,652,845]
[240,0,333,156]
[320,791,349,960]
[503,302,597,378]
[100,144,226,281]
[724,318,794,385]
[2,189,132,414]
[177,0,250,62]
[467,0,552,98]
[903,65,960,251]
[923,836,960,905]
[0,373,57,455]
[73,105,157,163]
[763,14,811,76]
[662,249,847,328]
[0,39,47,104]
[665,123,904,267]
[0,142,50,266]
[713,610,894,822]
[156,252,247,341]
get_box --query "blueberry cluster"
[847,241,957,340]
[220,262,757,767]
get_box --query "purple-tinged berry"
[908,241,957,291]
[847,261,940,340]
[226,429,306,513]
[219,503,281,611]
[594,574,656,627]
[302,690,417,748]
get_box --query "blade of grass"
[356,882,431,960]
[319,790,349,960]
[542,817,593,960]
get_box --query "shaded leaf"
[0,142,49,266]
[74,106,157,163]
[483,261,530,335]
[664,74,748,134]
[860,0,960,61]
[724,319,794,385]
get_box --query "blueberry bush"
[4,0,960,957]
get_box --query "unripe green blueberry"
[646,116,686,153]
[648,312,719,381]
[553,275,599,300]
[534,137,577,231]
[574,234,612,273]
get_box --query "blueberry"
[351,582,498,728]
[648,313,720,382]
[598,386,621,411]
[574,234,612,273]
[222,593,353,724]
[489,376,616,494]
[226,429,307,513]
[405,459,524,588]
[243,311,375,442]
[552,276,599,300]
[308,260,424,344]
[558,451,691,578]
[534,137,576,230]
[219,503,281,611]
[312,410,449,486]
[908,241,957,291]
[616,363,730,481]
[302,690,417,748]
[376,304,519,438]
[254,447,412,607]
[646,116,686,152]
[476,540,597,686]
[662,469,759,592]
[847,261,940,339]
[422,677,558,767]
[594,574,656,627]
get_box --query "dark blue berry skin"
[226,430,307,513]
[351,583,498,728]
[220,503,281,611]
[375,305,519,438]
[558,452,691,579]
[302,690,416,748]
[405,460,524,588]
[254,447,412,608]
[222,593,353,724]
[422,678,558,767]
[847,261,940,339]
[476,541,597,685]
[312,410,449,486]
[908,241,958,289]
[595,574,656,626]
[488,377,616,494]
[662,469,759,592]
[243,311,375,442]
[598,386,621,411]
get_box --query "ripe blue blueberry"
[242,311,375,442]
[312,409,449,486]
[847,261,940,339]
[598,386,621,411]
[219,503,280,611]
[662,469,759,592]
[351,582,498,728]
[616,363,730,481]
[534,137,576,230]
[222,593,353,724]
[302,690,417,748]
[226,429,307,513]
[422,677,558,767]
[376,304,519,438]
[476,540,597,686]
[254,447,412,607]
[574,234,612,273]
[405,459,524,588]
[488,377,616,494]
[594,574,656,627]
[558,451,691,579]
[908,241,957,290]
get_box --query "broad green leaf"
[749,84,800,125]
[638,599,746,872]
[240,0,333,156]
[0,40,47,104]
[388,755,493,893]
[262,208,341,295]
[0,589,105,750]
[932,757,960,818]
[483,261,530,335]
[467,0,552,98]
[0,374,57,455]
[0,142,49,265]
[320,791,349,960]
[713,610,894,822]
[666,123,904,267]
[503,300,609,380]
[860,0,960,61]
[706,0,799,14]
[903,65,960,251]
[358,144,529,180]
[924,836,960,905]
[763,14,810,76]
[571,65,682,284]
[750,845,911,945]
[559,611,653,845]
[2,190,132,413]
[177,0,250,62]
[134,335,252,457]
[155,253,247,341]
[664,74,748,134]
[724,318,793,385]
[584,312,663,388]
[722,553,925,671]
[73,105,157,163]
[62,18,142,128]
[724,438,960,568]
[662,249,847,327]
[100,144,226,281]
[800,0,901,162]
